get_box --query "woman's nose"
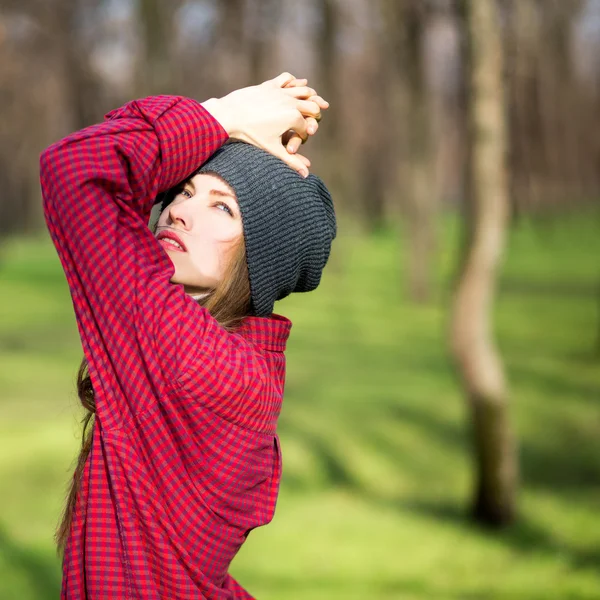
[168,199,192,230]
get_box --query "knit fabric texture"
[162,140,337,317]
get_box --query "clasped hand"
[201,72,329,178]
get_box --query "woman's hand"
[201,72,328,177]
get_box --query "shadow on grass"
[521,434,600,491]
[279,390,600,580]
[279,392,467,488]
[509,362,600,407]
[283,375,600,494]
[278,419,364,491]
[403,497,600,573]
[0,524,61,599]
[279,390,469,492]
[500,279,598,298]
[234,572,525,600]
[0,328,78,353]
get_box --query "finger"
[271,72,296,87]
[295,153,311,168]
[289,118,318,150]
[268,143,310,178]
[296,99,321,119]
[282,129,294,147]
[282,129,306,149]
[290,111,310,142]
[286,132,303,154]
[282,86,317,99]
[310,95,330,109]
[283,78,308,88]
[305,117,319,136]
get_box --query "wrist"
[200,97,237,137]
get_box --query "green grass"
[1,211,599,599]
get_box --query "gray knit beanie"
[161,141,337,317]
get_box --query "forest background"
[1,0,599,598]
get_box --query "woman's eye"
[175,187,192,198]
[215,202,233,216]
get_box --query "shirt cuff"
[152,96,229,192]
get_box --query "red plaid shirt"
[40,95,292,599]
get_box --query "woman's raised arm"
[40,95,232,431]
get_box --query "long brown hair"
[54,196,251,556]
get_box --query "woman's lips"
[158,238,186,252]
[156,229,188,252]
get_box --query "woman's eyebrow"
[209,189,236,200]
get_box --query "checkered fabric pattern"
[40,95,293,599]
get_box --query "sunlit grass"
[0,212,599,599]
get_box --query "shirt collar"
[236,312,292,352]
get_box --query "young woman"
[40,72,336,599]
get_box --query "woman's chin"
[167,269,216,293]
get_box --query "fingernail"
[308,125,316,134]
[301,169,309,178]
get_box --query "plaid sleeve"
[39,95,239,430]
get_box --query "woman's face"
[155,173,243,294]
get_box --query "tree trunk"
[137,0,177,95]
[54,0,102,130]
[402,2,436,303]
[450,0,518,526]
[247,0,282,84]
[596,279,600,356]
[382,0,437,302]
[315,0,345,206]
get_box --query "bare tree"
[505,0,594,213]
[0,0,104,235]
[246,0,283,83]
[136,0,182,95]
[450,0,517,526]
[596,284,600,356]
[314,0,345,205]
[382,0,437,302]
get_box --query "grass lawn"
[1,212,599,599]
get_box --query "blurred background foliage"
[0,0,599,598]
